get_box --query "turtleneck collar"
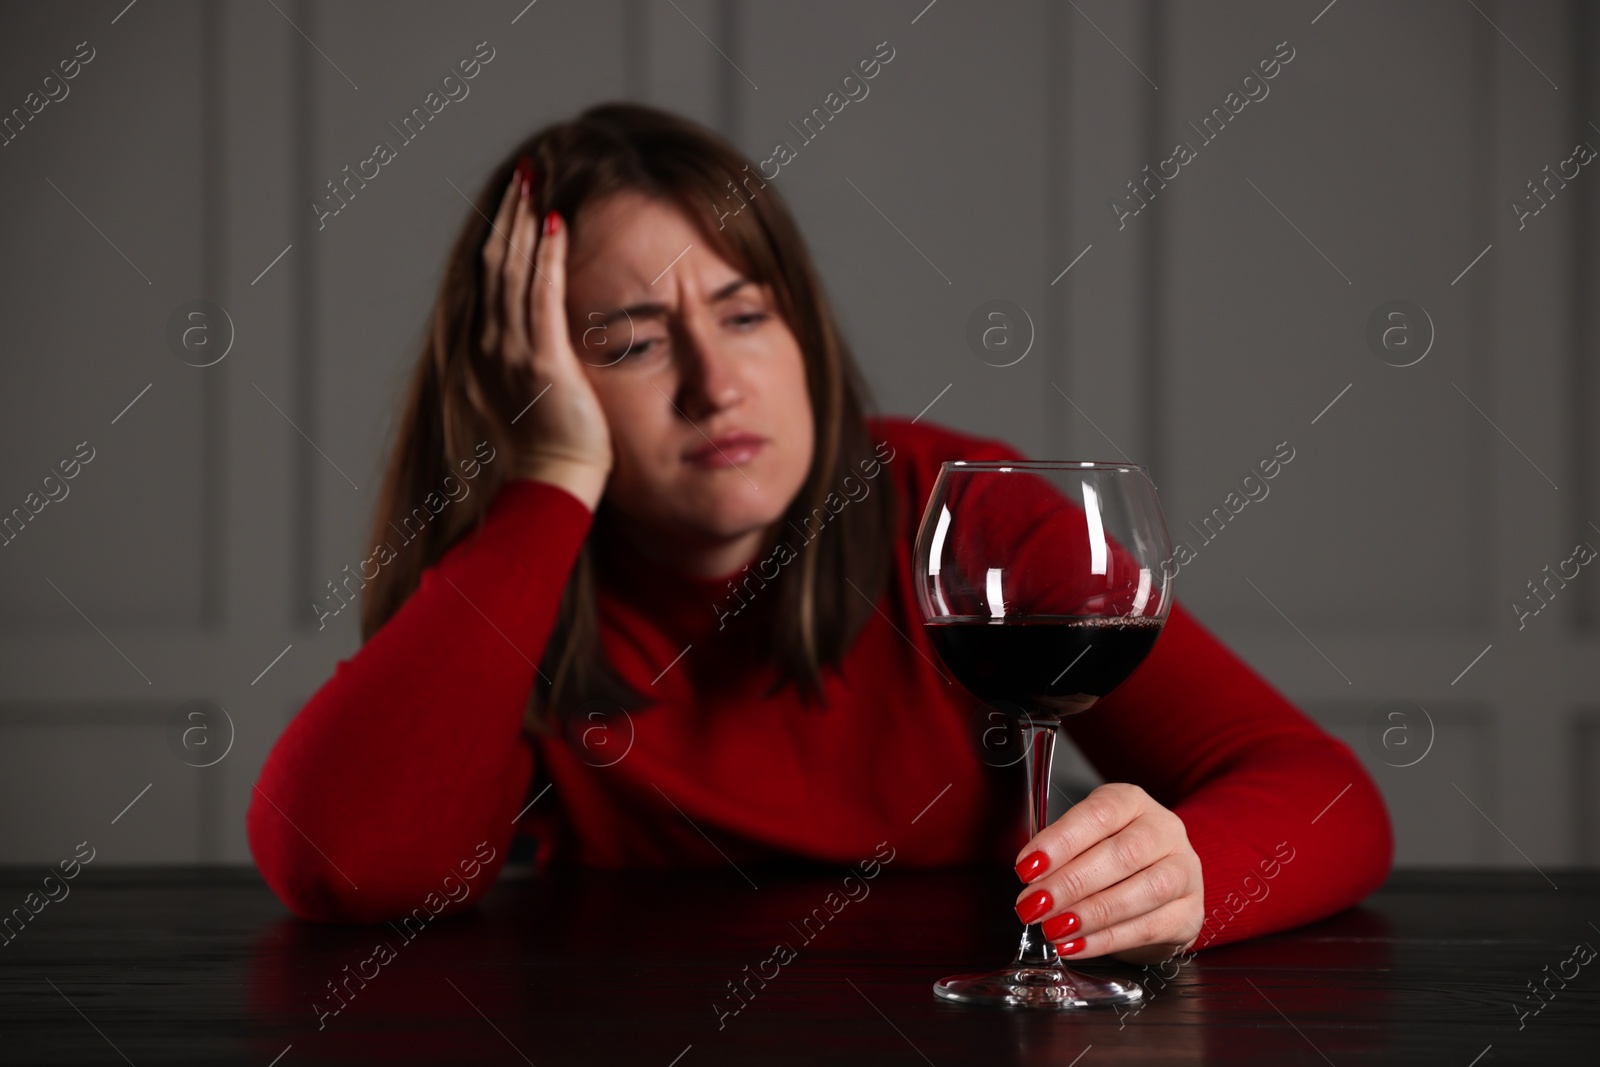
[591,512,783,644]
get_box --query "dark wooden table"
[0,865,1595,1065]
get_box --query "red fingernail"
[1041,911,1080,941]
[1014,889,1052,924]
[543,210,560,236]
[1055,937,1086,956]
[514,155,534,197]
[1014,850,1049,883]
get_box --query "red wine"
[925,616,1164,720]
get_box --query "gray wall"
[1,0,1595,871]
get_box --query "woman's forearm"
[1064,602,1394,951]
[247,479,593,922]
[1174,737,1391,951]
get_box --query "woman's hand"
[1012,782,1204,964]
[479,157,612,510]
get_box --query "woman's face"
[564,190,815,574]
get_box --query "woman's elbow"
[1327,741,1396,902]
[247,797,365,922]
[247,801,507,924]
[1359,770,1396,894]
[247,797,408,923]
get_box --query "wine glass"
[914,460,1174,1008]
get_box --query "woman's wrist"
[513,456,609,512]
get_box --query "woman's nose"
[674,326,743,419]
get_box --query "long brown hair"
[360,102,896,735]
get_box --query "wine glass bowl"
[914,460,1174,1008]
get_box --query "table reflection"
[244,867,1395,1065]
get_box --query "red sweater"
[248,417,1391,948]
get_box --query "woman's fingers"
[1015,782,1146,886]
[1021,816,1167,921]
[1057,897,1202,964]
[479,170,520,354]
[530,210,568,359]
[1056,809,1171,902]
[1011,782,1203,963]
[1046,853,1197,949]
[500,177,538,361]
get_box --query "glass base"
[933,964,1143,1009]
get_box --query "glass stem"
[1015,718,1062,968]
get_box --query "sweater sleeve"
[1061,602,1393,950]
[247,479,593,923]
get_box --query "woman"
[248,103,1391,964]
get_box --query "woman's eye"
[617,337,663,360]
[727,312,768,328]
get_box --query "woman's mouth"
[685,432,767,467]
